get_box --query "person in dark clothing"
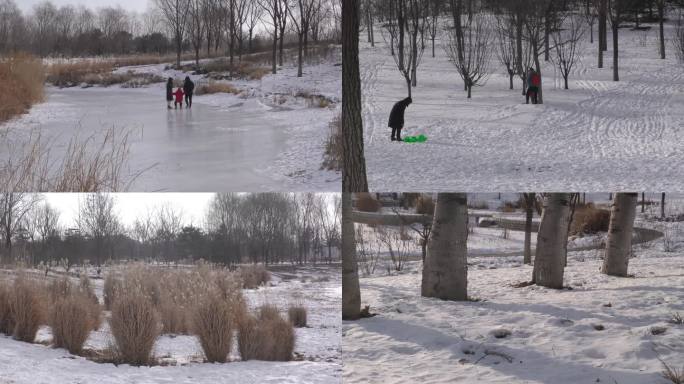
[166,77,174,109]
[183,76,195,108]
[526,68,540,105]
[388,97,412,141]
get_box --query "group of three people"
[387,68,542,141]
[166,76,195,109]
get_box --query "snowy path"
[360,24,684,191]
[343,250,684,384]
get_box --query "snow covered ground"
[0,48,341,191]
[343,212,684,384]
[0,264,341,384]
[360,18,684,191]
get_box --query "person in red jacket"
[173,87,185,109]
[526,68,541,104]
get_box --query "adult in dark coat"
[183,76,195,108]
[388,97,412,141]
[166,78,174,109]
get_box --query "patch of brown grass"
[239,265,271,289]
[571,204,611,235]
[109,291,159,366]
[194,81,241,95]
[0,281,15,335]
[0,54,45,123]
[237,309,295,361]
[355,193,381,213]
[10,276,46,342]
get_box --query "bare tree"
[245,0,263,53]
[342,0,369,192]
[522,192,537,265]
[523,0,553,104]
[601,193,637,277]
[608,0,627,81]
[495,13,520,90]
[551,13,585,89]
[342,192,361,319]
[583,0,598,44]
[532,193,571,289]
[0,193,41,263]
[259,0,286,74]
[421,193,468,301]
[78,193,120,270]
[364,0,375,47]
[155,0,190,67]
[291,0,319,77]
[188,0,206,64]
[445,11,492,98]
[382,0,427,97]
[598,0,608,68]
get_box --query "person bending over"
[388,97,412,141]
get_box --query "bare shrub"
[321,114,342,172]
[0,281,15,334]
[194,82,241,95]
[239,265,271,289]
[109,292,159,366]
[669,312,683,325]
[662,360,684,384]
[287,305,307,328]
[49,293,94,354]
[0,54,45,123]
[10,277,46,342]
[355,193,381,213]
[571,204,610,235]
[238,309,295,361]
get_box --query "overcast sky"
[18,0,150,14]
[44,193,214,228]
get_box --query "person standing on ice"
[388,97,412,141]
[166,78,174,109]
[526,68,540,105]
[173,87,185,109]
[183,76,195,108]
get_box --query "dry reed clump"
[157,270,198,335]
[237,305,295,361]
[0,54,45,123]
[239,265,271,289]
[46,61,114,87]
[191,289,244,363]
[194,82,241,95]
[0,281,15,335]
[10,276,46,343]
[571,204,611,235]
[49,293,95,355]
[109,291,159,366]
[288,305,308,328]
[103,273,122,310]
[355,193,382,213]
[321,114,342,172]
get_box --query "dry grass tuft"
[238,308,295,361]
[355,193,382,213]
[191,288,244,363]
[10,276,46,342]
[0,281,15,335]
[103,273,122,311]
[109,291,159,366]
[49,293,95,354]
[0,54,45,123]
[571,204,610,235]
[662,360,684,384]
[239,265,271,289]
[288,305,307,328]
[194,82,241,95]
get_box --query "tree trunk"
[272,27,278,74]
[613,13,619,81]
[176,34,182,68]
[297,33,304,77]
[532,193,571,289]
[564,75,569,90]
[342,0,369,192]
[661,193,665,219]
[342,192,360,320]
[523,193,535,265]
[421,193,468,301]
[641,192,645,213]
[509,72,514,90]
[659,4,665,59]
[602,193,637,277]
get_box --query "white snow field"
[360,18,684,191]
[343,205,684,384]
[0,48,341,191]
[0,265,341,384]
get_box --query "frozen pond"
[3,87,291,191]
